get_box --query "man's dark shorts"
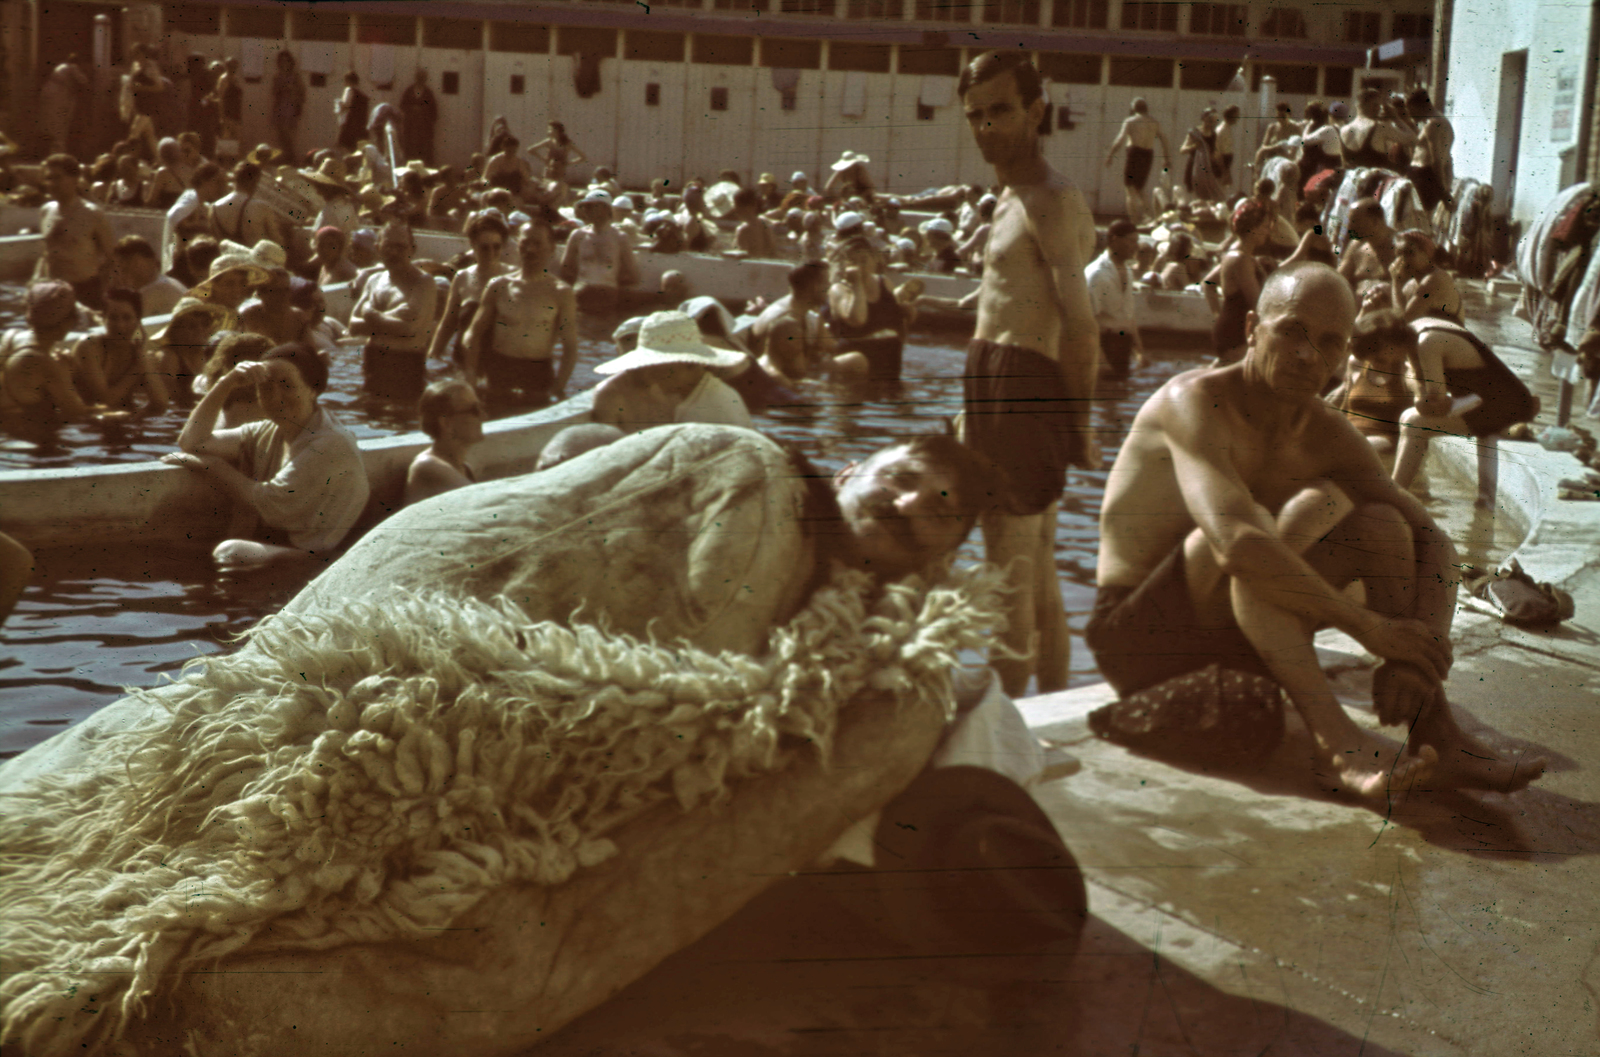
[484,352,553,405]
[1124,146,1154,191]
[1085,543,1273,698]
[963,339,1080,516]
[362,343,427,401]
[1407,164,1448,212]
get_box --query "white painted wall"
[1446,0,1595,223]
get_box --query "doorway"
[1491,50,1527,217]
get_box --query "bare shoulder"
[1014,171,1092,238]
[1144,367,1235,435]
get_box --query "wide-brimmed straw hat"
[189,239,284,300]
[831,150,870,172]
[151,296,228,341]
[679,295,751,355]
[594,311,748,375]
[247,144,290,169]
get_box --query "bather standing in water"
[560,189,639,312]
[405,379,484,506]
[69,287,169,419]
[426,210,508,367]
[35,154,116,312]
[958,50,1100,697]
[349,220,438,401]
[465,217,577,407]
[0,281,109,425]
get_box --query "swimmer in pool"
[464,217,578,408]
[0,281,109,425]
[559,188,639,313]
[35,154,116,312]
[748,260,866,384]
[404,379,484,506]
[68,286,170,418]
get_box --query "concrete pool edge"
[0,390,595,551]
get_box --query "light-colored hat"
[612,315,646,348]
[791,171,809,184]
[834,211,865,233]
[189,239,283,300]
[831,150,869,172]
[152,296,228,341]
[595,311,747,375]
[924,218,954,236]
[678,295,750,353]
[580,187,613,206]
[757,172,776,185]
[613,195,635,212]
[1328,100,1350,120]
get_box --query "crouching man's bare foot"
[1379,661,1548,793]
[1315,730,1439,800]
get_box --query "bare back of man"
[210,193,283,248]
[1094,262,1543,799]
[961,52,1100,696]
[1105,105,1170,222]
[39,198,113,286]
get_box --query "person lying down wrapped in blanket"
[0,423,1079,1056]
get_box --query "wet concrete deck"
[526,282,1599,1056]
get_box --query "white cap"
[791,171,808,184]
[580,187,613,205]
[924,218,954,235]
[613,195,635,211]
[834,211,865,232]
[978,193,998,207]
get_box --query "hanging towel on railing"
[771,67,801,109]
[574,53,603,99]
[841,71,867,117]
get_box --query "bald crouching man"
[1089,262,1544,799]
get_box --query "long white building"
[5,0,1441,213]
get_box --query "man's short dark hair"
[43,153,80,178]
[113,234,157,262]
[1132,97,1148,115]
[882,433,995,527]
[263,342,328,395]
[958,51,1043,107]
[1351,308,1416,361]
[1222,105,1241,120]
[233,161,261,189]
[187,236,221,276]
[732,187,757,211]
[192,161,221,187]
[103,286,143,317]
[789,259,828,292]
[465,210,510,242]
[418,379,475,440]
[1406,88,1432,111]
[1108,219,1138,239]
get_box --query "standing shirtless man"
[1405,88,1455,214]
[465,217,578,407]
[1089,262,1543,798]
[961,51,1100,696]
[1104,98,1170,223]
[35,155,114,311]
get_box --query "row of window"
[166,2,1430,44]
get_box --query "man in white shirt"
[1085,220,1143,378]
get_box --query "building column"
[1429,0,1450,103]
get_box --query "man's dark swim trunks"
[1085,544,1273,698]
[963,339,1083,516]
[1124,146,1154,191]
[1407,164,1448,212]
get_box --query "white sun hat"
[580,187,613,206]
[834,211,865,233]
[790,170,809,184]
[595,311,749,375]
[923,218,955,235]
[831,150,870,172]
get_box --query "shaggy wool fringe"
[0,563,1006,1056]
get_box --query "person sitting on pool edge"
[1089,261,1544,799]
[163,342,370,572]
[405,379,484,506]
[591,311,752,435]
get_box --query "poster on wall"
[1550,65,1577,143]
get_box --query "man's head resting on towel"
[804,432,993,580]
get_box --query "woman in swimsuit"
[824,235,919,382]
[406,379,484,506]
[69,287,168,418]
[1394,317,1538,508]
[426,210,509,367]
[529,122,587,185]
[1204,200,1270,365]
[1388,229,1462,323]
[483,133,531,199]
[1297,102,1344,192]
[143,138,187,211]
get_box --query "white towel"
[918,74,955,108]
[841,71,867,118]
